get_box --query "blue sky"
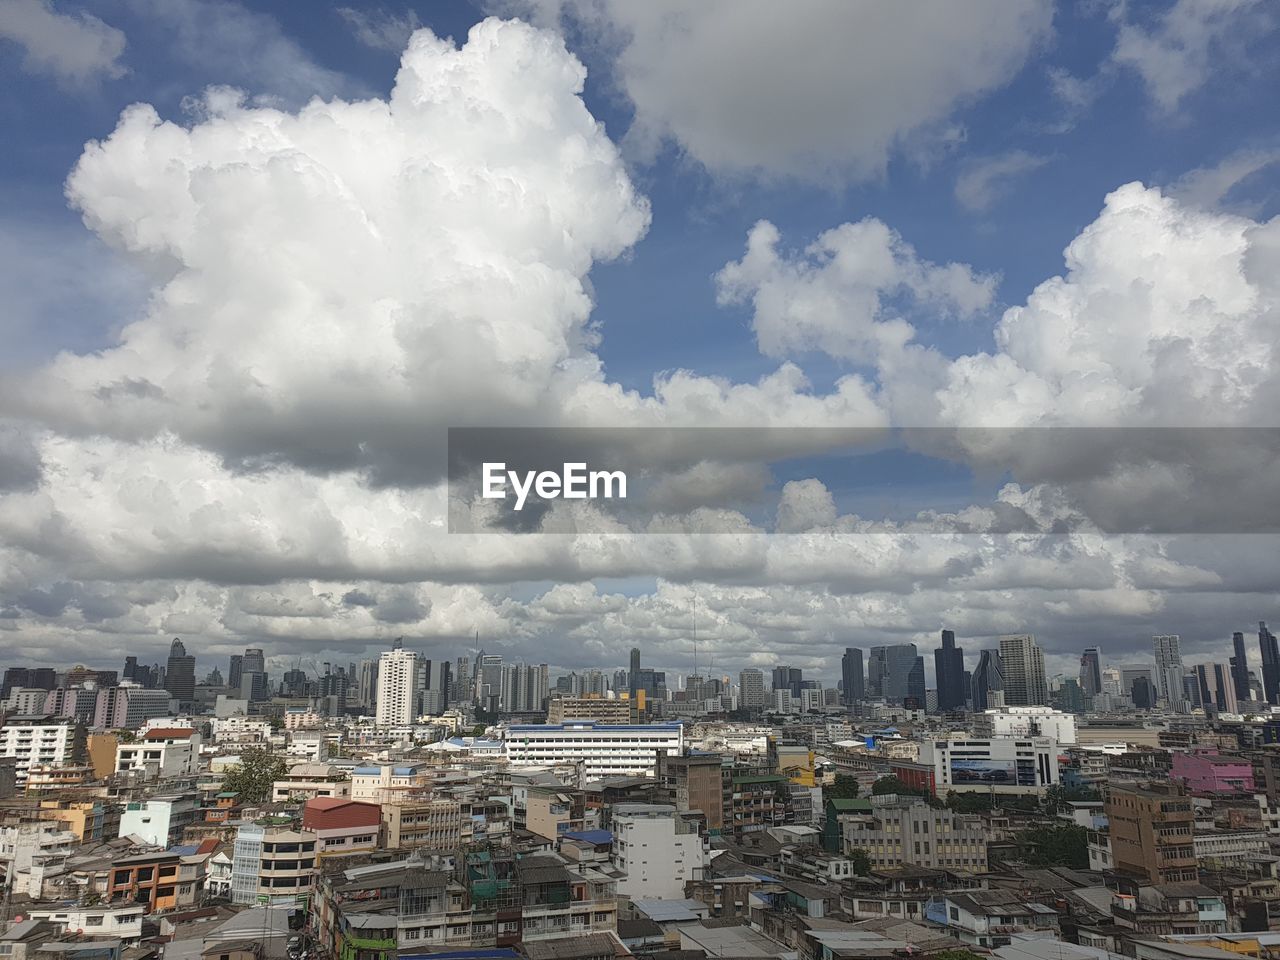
[3,0,1280,680]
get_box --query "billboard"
[949,758,1016,784]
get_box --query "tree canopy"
[221,746,288,804]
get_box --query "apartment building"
[118,794,201,848]
[230,821,318,905]
[302,798,382,859]
[0,716,86,787]
[107,851,197,914]
[350,762,433,804]
[1106,783,1197,884]
[657,752,726,834]
[271,762,352,803]
[546,697,632,725]
[381,798,463,850]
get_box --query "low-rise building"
[302,797,381,859]
[230,821,318,905]
[271,763,351,803]
[118,793,201,847]
[840,794,988,873]
[115,728,201,780]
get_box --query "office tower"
[1231,632,1251,701]
[475,653,502,703]
[1193,664,1213,711]
[123,656,138,682]
[421,660,452,714]
[376,645,420,726]
[242,648,265,675]
[1130,675,1155,709]
[1212,662,1239,715]
[281,668,307,697]
[1182,671,1202,708]
[1261,622,1280,704]
[998,634,1048,706]
[1152,635,1185,709]
[739,669,767,710]
[1079,648,1102,699]
[164,638,196,706]
[906,656,926,707]
[357,659,378,712]
[841,648,864,704]
[933,630,965,711]
[866,644,919,703]
[453,656,472,705]
[788,667,803,697]
[629,647,641,700]
[227,655,243,692]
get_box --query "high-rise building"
[242,648,265,674]
[1212,662,1239,715]
[164,638,196,706]
[906,656,926,708]
[376,646,420,727]
[228,655,243,692]
[476,653,503,706]
[357,659,378,712]
[1261,622,1280,704]
[840,648,864,705]
[1231,632,1251,701]
[1079,648,1102,699]
[933,630,965,712]
[629,648,641,701]
[1107,783,1196,885]
[771,665,791,692]
[738,669,768,711]
[501,662,548,713]
[998,635,1047,706]
[1152,635,1185,709]
[866,644,919,703]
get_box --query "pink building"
[1171,751,1255,794]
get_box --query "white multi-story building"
[0,716,85,786]
[93,687,174,730]
[919,736,1059,795]
[115,728,201,780]
[118,793,201,847]
[350,762,433,804]
[376,647,419,727]
[27,904,146,946]
[972,707,1077,745]
[271,762,352,803]
[284,708,323,730]
[212,716,272,744]
[610,804,702,900]
[504,722,684,778]
[3,689,52,715]
[231,822,318,905]
[286,731,330,762]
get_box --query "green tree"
[221,747,288,804]
[848,847,872,875]
[827,775,861,799]
[1017,823,1088,869]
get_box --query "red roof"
[302,797,381,830]
[143,728,195,740]
[195,838,219,855]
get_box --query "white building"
[611,804,702,900]
[286,731,330,762]
[376,647,420,727]
[212,716,272,744]
[118,794,201,847]
[0,822,79,895]
[0,716,85,786]
[504,722,684,778]
[973,707,1077,745]
[27,904,146,945]
[115,728,201,780]
[271,762,352,803]
[3,689,52,715]
[919,736,1059,794]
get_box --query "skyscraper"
[1152,635,1184,710]
[933,630,965,711]
[1260,622,1280,704]
[227,654,243,692]
[998,634,1048,706]
[1079,648,1102,699]
[242,648,265,674]
[1231,632,1250,701]
[629,647,641,701]
[739,669,767,710]
[1212,662,1239,715]
[906,656,926,707]
[501,662,549,713]
[376,645,419,726]
[867,644,919,704]
[164,638,196,706]
[840,648,864,704]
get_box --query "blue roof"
[168,844,198,855]
[561,829,612,845]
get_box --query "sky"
[1,0,1279,688]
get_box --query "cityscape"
[4,1,1280,960]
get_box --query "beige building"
[271,763,351,803]
[350,762,432,804]
[380,798,462,849]
[1106,782,1196,884]
[547,697,631,724]
[840,795,988,873]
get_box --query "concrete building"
[547,697,631,725]
[114,727,201,780]
[350,762,432,804]
[657,752,726,834]
[230,822,318,905]
[504,722,684,778]
[1170,752,1255,794]
[92,687,173,730]
[840,794,988,872]
[118,793,201,847]
[739,669,769,711]
[271,762,352,803]
[919,736,1059,794]
[972,706,1078,745]
[1106,783,1196,884]
[380,798,462,850]
[611,804,703,900]
[1153,635,1186,710]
